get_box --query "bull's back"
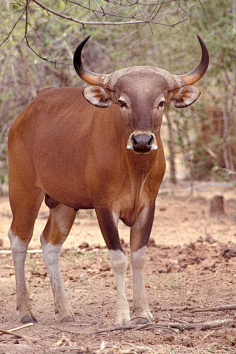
[8,87,124,209]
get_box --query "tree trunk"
[19,49,37,98]
[165,107,177,184]
[210,195,225,215]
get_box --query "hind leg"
[40,203,76,322]
[9,187,44,323]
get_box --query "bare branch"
[31,0,187,27]
[0,9,26,47]
[198,0,211,26]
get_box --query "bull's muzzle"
[127,131,158,154]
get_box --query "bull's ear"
[83,86,112,108]
[171,86,201,108]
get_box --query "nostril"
[148,135,154,146]
[131,135,138,147]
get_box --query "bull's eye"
[118,99,127,108]
[158,99,165,108]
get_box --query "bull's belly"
[37,169,155,225]
[42,187,152,228]
[46,194,94,210]
[38,178,93,210]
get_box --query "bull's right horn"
[73,36,109,87]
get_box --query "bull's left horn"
[173,35,209,87]
[73,36,108,86]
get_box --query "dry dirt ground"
[0,181,236,354]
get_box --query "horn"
[173,35,209,87]
[73,36,107,86]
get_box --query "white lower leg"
[8,229,33,320]
[109,249,130,325]
[131,246,153,321]
[40,234,74,321]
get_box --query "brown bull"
[8,36,209,324]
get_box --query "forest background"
[0,0,235,188]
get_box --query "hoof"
[133,317,149,324]
[21,314,38,323]
[133,310,154,324]
[60,316,75,323]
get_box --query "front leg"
[95,207,130,325]
[130,203,155,323]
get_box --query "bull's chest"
[110,177,153,227]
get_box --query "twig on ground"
[165,304,236,313]
[0,327,39,342]
[166,315,189,324]
[91,318,235,334]
[125,342,154,351]
[50,342,113,352]
[49,346,88,352]
[92,321,153,334]
[201,329,217,342]
[52,333,75,347]
[190,304,236,312]
[8,323,33,332]
[156,319,235,331]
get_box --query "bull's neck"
[125,150,157,178]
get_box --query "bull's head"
[73,36,209,154]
